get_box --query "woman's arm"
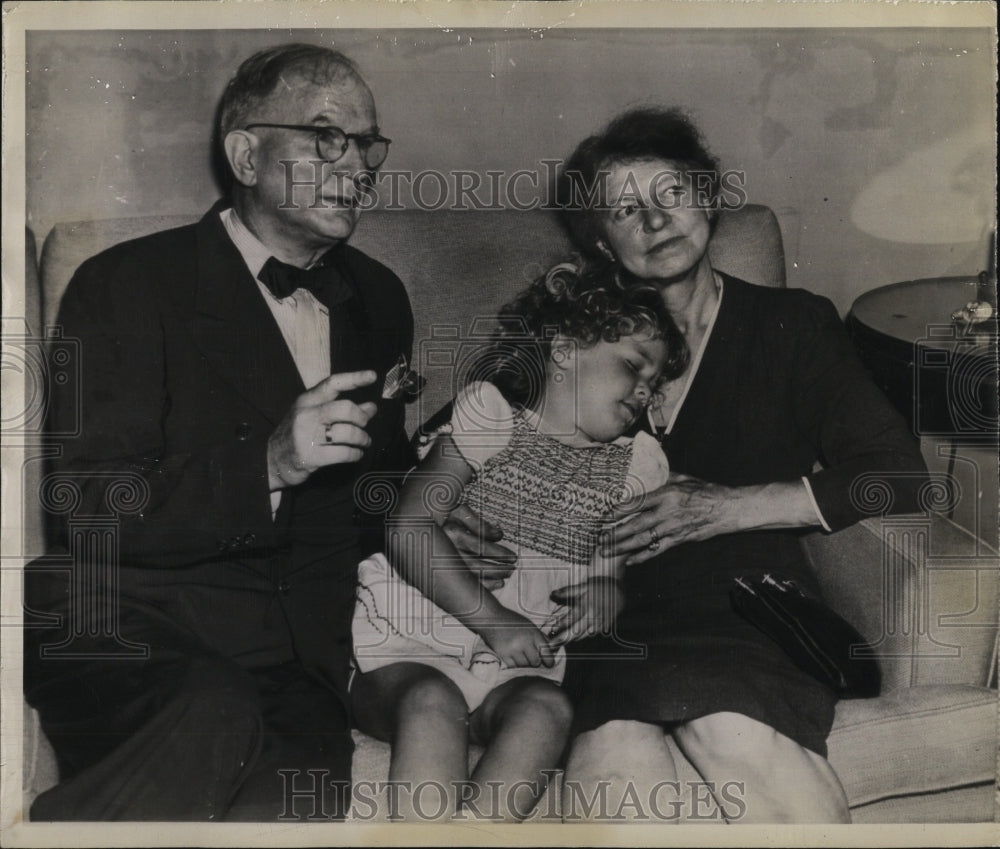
[599,476,819,565]
[790,292,928,529]
[601,291,927,566]
[388,434,554,668]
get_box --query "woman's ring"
[323,424,334,444]
[647,528,661,552]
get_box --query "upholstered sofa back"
[39,206,784,435]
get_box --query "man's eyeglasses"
[244,123,391,169]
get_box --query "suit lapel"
[327,249,381,407]
[186,204,304,426]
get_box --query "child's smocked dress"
[352,380,669,709]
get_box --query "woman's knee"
[674,712,849,823]
[675,712,828,780]
[569,719,668,770]
[583,719,665,751]
[676,712,766,754]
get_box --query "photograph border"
[3,1,997,846]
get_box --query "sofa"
[18,204,999,823]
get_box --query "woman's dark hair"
[467,258,689,409]
[556,108,721,260]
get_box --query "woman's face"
[596,158,713,282]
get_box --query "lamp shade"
[850,127,995,245]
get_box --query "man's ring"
[324,424,334,444]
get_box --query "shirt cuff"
[801,476,832,532]
[270,489,282,520]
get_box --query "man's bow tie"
[258,254,351,305]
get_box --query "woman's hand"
[441,503,517,590]
[477,608,556,669]
[599,475,821,565]
[544,577,624,646]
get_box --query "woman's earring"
[596,240,615,262]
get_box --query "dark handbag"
[730,575,881,699]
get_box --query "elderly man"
[25,43,420,821]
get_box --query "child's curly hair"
[466,258,689,409]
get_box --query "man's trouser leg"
[224,662,353,822]
[25,600,264,821]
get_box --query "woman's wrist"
[735,480,822,532]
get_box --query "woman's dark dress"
[563,275,927,757]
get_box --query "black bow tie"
[258,254,351,306]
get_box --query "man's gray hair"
[217,43,366,141]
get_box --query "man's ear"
[549,335,576,370]
[595,239,615,262]
[223,130,258,188]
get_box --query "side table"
[846,276,998,515]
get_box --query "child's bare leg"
[352,663,469,821]
[467,677,572,821]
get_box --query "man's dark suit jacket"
[29,202,414,704]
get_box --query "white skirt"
[352,552,579,710]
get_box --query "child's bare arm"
[388,435,554,668]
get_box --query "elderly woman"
[551,109,928,823]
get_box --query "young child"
[351,261,687,821]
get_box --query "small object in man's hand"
[382,354,426,401]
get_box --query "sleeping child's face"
[560,330,668,443]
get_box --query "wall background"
[26,27,995,314]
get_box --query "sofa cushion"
[805,516,1000,691]
[39,215,197,327]
[826,684,998,807]
[850,783,996,824]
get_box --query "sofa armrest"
[802,515,999,691]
